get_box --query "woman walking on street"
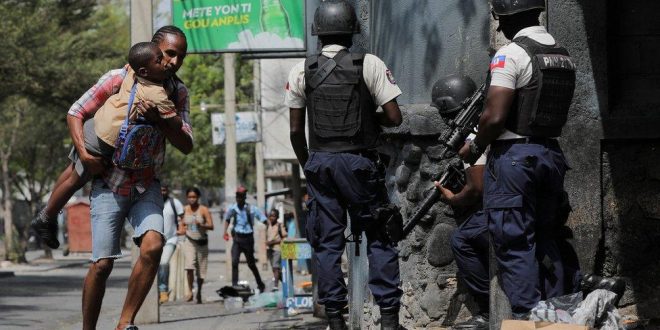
[180,187,214,303]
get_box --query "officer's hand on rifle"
[458,142,470,161]
[434,181,455,203]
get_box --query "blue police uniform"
[485,26,580,313]
[285,44,403,310]
[451,211,489,302]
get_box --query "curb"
[0,270,15,278]
[3,260,90,273]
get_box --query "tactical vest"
[304,50,380,152]
[505,36,576,137]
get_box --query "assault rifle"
[399,83,487,239]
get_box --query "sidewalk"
[70,230,321,330]
[0,247,92,274]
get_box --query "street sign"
[172,0,305,53]
[211,112,260,145]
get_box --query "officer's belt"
[492,137,559,148]
[342,149,380,160]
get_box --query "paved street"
[0,230,323,330]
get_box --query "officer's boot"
[451,295,488,330]
[326,308,347,330]
[580,273,626,306]
[380,306,400,330]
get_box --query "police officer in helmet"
[458,0,579,318]
[286,1,403,329]
[432,75,490,329]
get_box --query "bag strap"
[245,204,253,229]
[116,81,138,147]
[307,49,349,89]
[168,198,178,228]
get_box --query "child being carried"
[31,42,179,249]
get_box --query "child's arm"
[137,99,192,154]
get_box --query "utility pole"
[224,53,238,201]
[254,60,266,210]
[224,53,238,281]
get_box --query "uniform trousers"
[483,139,574,313]
[304,151,402,309]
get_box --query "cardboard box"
[501,320,589,330]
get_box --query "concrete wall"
[303,0,660,327]
[369,1,490,105]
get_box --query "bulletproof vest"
[304,50,380,152]
[505,36,576,137]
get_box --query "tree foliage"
[0,0,129,261]
[161,55,257,204]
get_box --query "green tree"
[0,0,128,262]
[161,55,256,204]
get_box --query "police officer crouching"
[458,0,579,318]
[286,1,404,329]
[432,75,490,330]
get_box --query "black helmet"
[431,75,477,115]
[311,0,360,36]
[491,0,545,16]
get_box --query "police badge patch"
[386,70,396,85]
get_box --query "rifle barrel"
[402,189,441,237]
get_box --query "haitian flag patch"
[490,55,506,70]
[386,70,396,85]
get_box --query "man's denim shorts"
[89,178,165,262]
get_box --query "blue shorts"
[89,178,165,262]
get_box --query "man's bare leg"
[82,258,115,330]
[115,231,163,330]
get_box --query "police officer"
[285,1,403,329]
[458,0,577,318]
[432,75,489,329]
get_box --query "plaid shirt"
[68,65,193,196]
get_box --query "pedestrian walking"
[458,0,578,318]
[158,184,185,304]
[180,187,214,303]
[286,1,404,328]
[223,186,268,293]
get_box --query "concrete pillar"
[254,60,266,211]
[254,60,269,272]
[130,0,152,45]
[224,53,237,283]
[224,53,238,200]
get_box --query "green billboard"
[172,0,305,53]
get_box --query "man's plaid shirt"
[67,65,193,196]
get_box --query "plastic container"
[224,297,244,312]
